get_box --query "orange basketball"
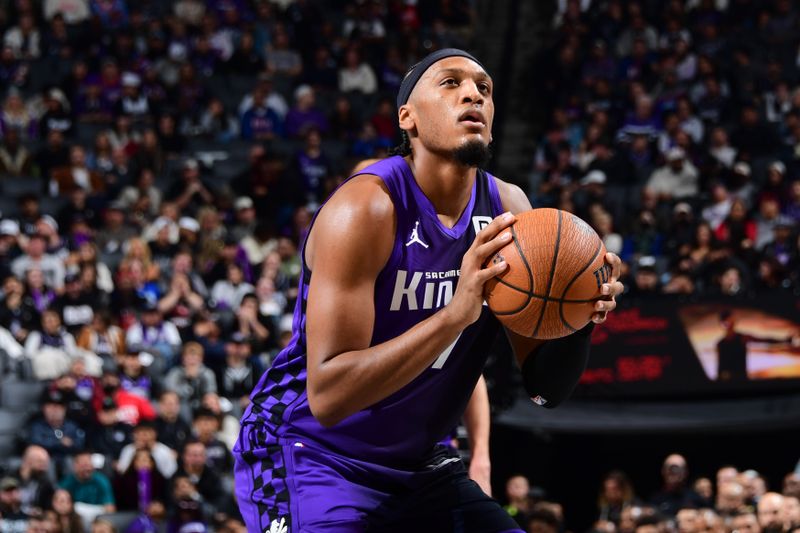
[484,208,609,339]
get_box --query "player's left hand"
[592,252,623,324]
[468,452,492,496]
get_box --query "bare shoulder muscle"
[493,177,532,215]
[305,173,396,285]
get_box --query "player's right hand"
[445,212,516,329]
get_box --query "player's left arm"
[494,178,624,408]
[464,374,491,495]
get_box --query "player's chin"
[452,138,492,167]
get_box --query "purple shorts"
[233,423,524,532]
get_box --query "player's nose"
[460,80,484,105]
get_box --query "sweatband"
[396,48,486,109]
[521,323,595,408]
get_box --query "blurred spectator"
[238,74,288,120]
[504,474,532,528]
[164,342,217,413]
[265,25,302,79]
[730,511,761,533]
[293,127,332,203]
[24,309,79,380]
[88,396,132,462]
[116,421,177,480]
[113,449,168,513]
[650,454,705,517]
[118,351,161,402]
[338,47,377,95]
[12,445,55,516]
[0,274,39,344]
[11,234,65,291]
[165,158,215,213]
[76,311,126,363]
[0,477,29,532]
[215,332,258,416]
[59,450,116,523]
[285,85,328,138]
[0,127,33,176]
[646,147,699,202]
[50,488,85,533]
[190,408,232,474]
[124,300,182,373]
[717,481,747,516]
[52,271,94,335]
[239,88,283,141]
[173,440,224,512]
[598,470,639,526]
[154,391,191,453]
[754,195,784,250]
[757,493,785,533]
[93,369,156,427]
[27,389,85,461]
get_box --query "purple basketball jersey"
[239,156,505,467]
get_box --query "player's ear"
[398,104,415,133]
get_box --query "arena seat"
[0,378,46,413]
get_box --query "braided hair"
[389,130,412,157]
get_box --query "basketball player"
[352,158,493,497]
[234,49,624,532]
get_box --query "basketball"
[484,208,609,339]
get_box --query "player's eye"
[479,83,491,94]
[441,78,458,87]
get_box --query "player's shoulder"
[491,175,531,214]
[322,173,396,225]
[306,173,396,270]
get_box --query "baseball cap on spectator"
[121,72,141,87]
[183,158,199,171]
[0,219,20,237]
[178,217,200,232]
[235,197,254,211]
[42,389,66,405]
[107,199,126,212]
[666,147,686,161]
[580,170,607,186]
[775,215,795,229]
[294,84,313,101]
[673,202,693,216]
[151,216,173,233]
[140,300,160,313]
[638,255,657,272]
[230,331,248,344]
[39,215,58,233]
[64,271,81,284]
[733,162,751,177]
[769,161,786,175]
[0,477,19,491]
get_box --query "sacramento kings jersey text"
[238,156,505,467]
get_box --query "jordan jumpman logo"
[405,220,429,248]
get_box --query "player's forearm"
[463,375,490,456]
[521,323,594,408]
[308,308,465,427]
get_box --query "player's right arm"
[304,175,514,427]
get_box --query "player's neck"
[406,153,477,225]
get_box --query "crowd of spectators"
[501,455,800,533]
[533,0,800,298]
[0,0,477,531]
